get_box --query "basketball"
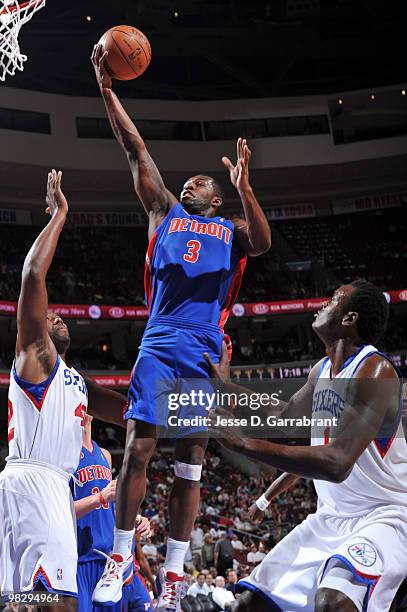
[98,25,151,81]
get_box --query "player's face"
[46,311,71,354]
[312,285,356,340]
[180,175,221,215]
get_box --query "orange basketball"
[98,25,151,81]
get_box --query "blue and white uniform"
[126,203,246,430]
[73,443,152,612]
[73,441,116,612]
[0,356,88,597]
[238,345,407,612]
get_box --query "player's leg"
[38,596,77,612]
[115,419,157,533]
[315,587,358,611]
[232,590,272,611]
[169,435,208,543]
[155,436,207,610]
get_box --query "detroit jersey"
[312,344,407,515]
[7,356,88,474]
[145,203,246,327]
[72,442,114,562]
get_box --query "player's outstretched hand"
[204,341,230,384]
[135,515,153,539]
[45,169,68,217]
[101,479,117,503]
[248,502,265,523]
[91,43,112,90]
[222,137,252,192]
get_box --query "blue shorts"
[125,315,223,433]
[122,565,152,611]
[77,559,121,612]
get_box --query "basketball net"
[0,0,45,82]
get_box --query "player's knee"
[123,437,154,473]
[232,591,265,612]
[315,587,357,611]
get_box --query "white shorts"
[0,460,78,597]
[238,505,407,612]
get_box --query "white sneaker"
[92,551,134,605]
[155,567,186,611]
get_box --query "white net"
[0,0,46,82]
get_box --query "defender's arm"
[223,139,271,256]
[15,170,68,382]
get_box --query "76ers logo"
[348,543,377,567]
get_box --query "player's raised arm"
[91,44,176,226]
[223,138,271,256]
[15,170,68,383]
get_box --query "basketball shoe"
[92,551,134,604]
[155,567,187,611]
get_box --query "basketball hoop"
[0,0,46,82]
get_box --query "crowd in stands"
[1,208,405,307]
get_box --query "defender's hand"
[45,169,68,217]
[91,43,112,90]
[222,137,252,192]
[204,342,230,384]
[248,502,266,523]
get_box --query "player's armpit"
[84,377,127,428]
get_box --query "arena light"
[370,94,375,100]
[402,89,406,96]
[338,98,343,105]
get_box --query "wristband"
[255,494,270,512]
[98,491,106,506]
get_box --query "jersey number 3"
[183,240,201,264]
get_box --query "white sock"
[113,527,135,558]
[164,538,189,575]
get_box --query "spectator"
[187,573,210,597]
[214,531,235,577]
[142,537,158,562]
[212,576,235,610]
[205,573,215,594]
[247,544,258,564]
[225,569,238,593]
[230,533,244,551]
[202,534,215,569]
[191,522,205,558]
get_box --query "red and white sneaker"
[155,567,186,611]
[92,551,133,605]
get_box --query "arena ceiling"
[11,0,407,100]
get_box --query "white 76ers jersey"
[312,344,407,515]
[7,356,87,474]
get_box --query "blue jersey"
[72,442,114,563]
[145,203,247,328]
